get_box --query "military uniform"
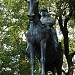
[40,8,58,48]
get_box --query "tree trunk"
[58,13,73,75]
[63,27,73,75]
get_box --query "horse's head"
[25,0,39,17]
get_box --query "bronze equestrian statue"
[25,0,63,75]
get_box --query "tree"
[0,0,29,74]
[56,1,75,75]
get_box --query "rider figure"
[40,8,58,48]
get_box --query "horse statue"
[25,0,63,75]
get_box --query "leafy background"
[0,0,75,75]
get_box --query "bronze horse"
[25,0,63,75]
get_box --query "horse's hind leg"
[28,42,35,75]
[40,39,46,75]
[55,59,63,75]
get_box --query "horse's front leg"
[40,39,46,75]
[28,42,35,75]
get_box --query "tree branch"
[64,11,73,27]
[71,51,75,58]
[58,15,64,31]
[62,69,67,75]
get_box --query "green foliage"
[68,20,75,53]
[0,0,75,75]
[0,0,28,74]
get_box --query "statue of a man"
[40,8,58,48]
